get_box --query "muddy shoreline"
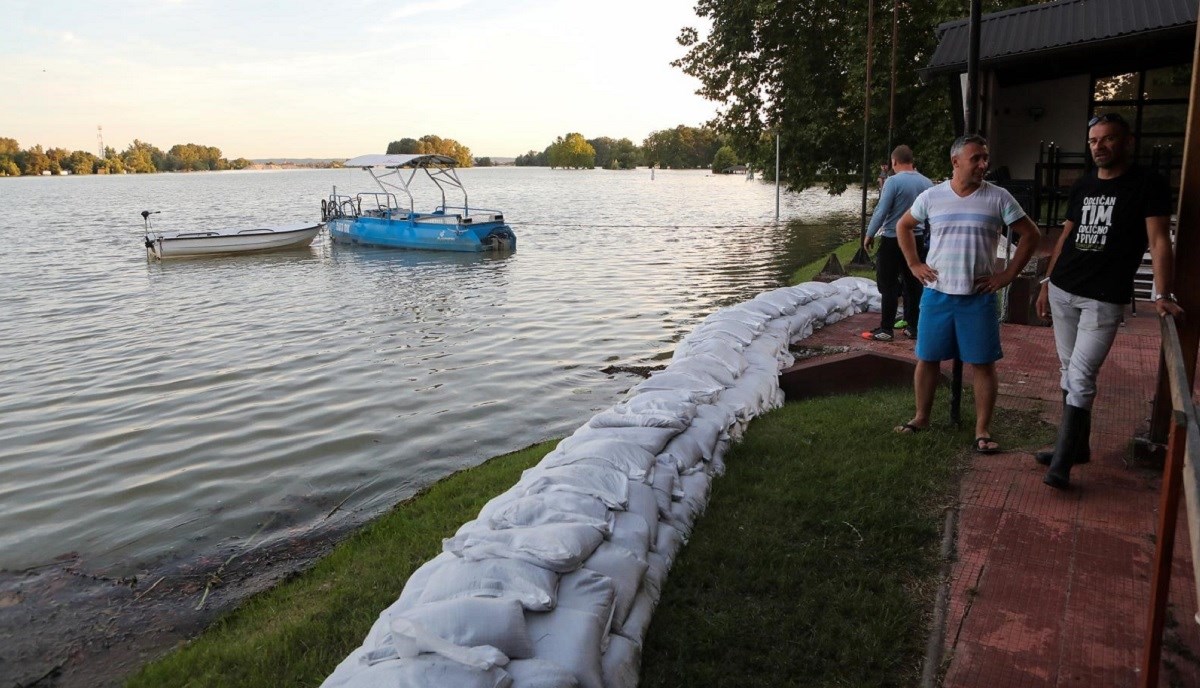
[1,521,357,688]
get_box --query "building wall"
[986,75,1092,180]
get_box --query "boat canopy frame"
[343,154,470,217]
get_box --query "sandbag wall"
[321,277,881,688]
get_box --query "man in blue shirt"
[863,145,934,340]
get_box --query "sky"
[2,0,718,159]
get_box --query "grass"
[640,386,1052,688]
[791,238,877,285]
[126,388,1051,688]
[125,440,557,688]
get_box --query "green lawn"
[791,238,877,285]
[126,386,1050,688]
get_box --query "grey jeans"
[1048,283,1125,409]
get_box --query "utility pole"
[850,0,877,270]
[97,125,104,159]
[775,132,781,221]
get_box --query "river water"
[0,167,859,577]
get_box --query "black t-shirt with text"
[1051,166,1171,304]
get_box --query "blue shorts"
[914,290,1002,364]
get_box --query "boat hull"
[145,223,323,259]
[328,215,516,252]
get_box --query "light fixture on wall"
[1028,106,1046,121]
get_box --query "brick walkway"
[803,310,1200,687]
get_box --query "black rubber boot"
[1036,391,1092,466]
[1044,405,1089,490]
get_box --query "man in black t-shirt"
[1035,113,1183,489]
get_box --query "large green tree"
[642,125,724,169]
[675,0,1027,192]
[548,133,596,169]
[386,135,473,166]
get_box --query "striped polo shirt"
[908,181,1027,295]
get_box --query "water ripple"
[0,168,858,573]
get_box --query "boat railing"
[355,192,403,218]
[438,205,504,221]
[325,193,358,220]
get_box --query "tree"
[474,157,494,167]
[515,149,549,166]
[121,139,162,173]
[387,138,421,154]
[19,145,50,175]
[712,145,739,172]
[642,125,723,169]
[547,133,595,169]
[674,0,1027,192]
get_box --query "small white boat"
[142,211,323,260]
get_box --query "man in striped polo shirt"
[892,135,1040,453]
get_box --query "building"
[923,0,1196,225]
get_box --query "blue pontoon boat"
[324,154,516,252]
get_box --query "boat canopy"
[343,154,457,169]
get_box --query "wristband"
[1153,293,1177,303]
[1039,277,1050,285]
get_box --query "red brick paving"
[804,311,1200,687]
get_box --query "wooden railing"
[1141,315,1200,687]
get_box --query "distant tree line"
[514,125,744,171]
[386,135,473,167]
[0,137,252,176]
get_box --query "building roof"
[926,0,1198,76]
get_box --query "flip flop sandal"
[894,422,925,434]
[973,437,1001,454]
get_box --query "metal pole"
[888,0,898,156]
[775,132,781,221]
[850,0,877,270]
[1140,415,1188,687]
[953,0,982,428]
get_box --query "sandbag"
[444,522,604,573]
[329,655,513,688]
[418,556,559,612]
[582,542,648,632]
[395,597,533,660]
[504,659,581,688]
[518,465,629,510]
[608,511,651,563]
[600,634,641,688]
[525,609,607,688]
[557,425,679,456]
[625,480,660,544]
[487,492,612,534]
[555,568,617,639]
[540,439,657,483]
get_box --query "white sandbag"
[332,655,513,688]
[388,551,458,617]
[642,552,670,604]
[582,542,648,632]
[540,440,657,483]
[613,390,699,421]
[695,402,735,435]
[555,568,617,637]
[672,336,745,367]
[686,319,758,346]
[504,659,581,688]
[396,597,534,660]
[657,432,704,473]
[653,522,685,565]
[487,492,612,533]
[608,511,651,562]
[418,556,559,612]
[444,522,604,573]
[525,609,607,688]
[700,307,772,333]
[677,471,712,524]
[381,617,510,670]
[518,465,629,510]
[628,372,724,406]
[664,356,737,387]
[587,405,693,431]
[794,280,839,299]
[737,297,788,319]
[650,465,677,519]
[557,425,679,456]
[753,288,803,315]
[625,480,660,544]
[600,634,642,688]
[616,589,656,648]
